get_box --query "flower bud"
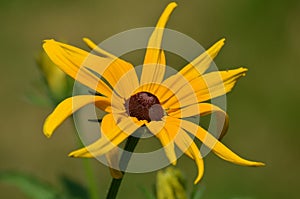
[37,50,72,104]
[156,167,187,199]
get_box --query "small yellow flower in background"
[37,50,72,104]
[42,2,264,184]
[156,167,187,199]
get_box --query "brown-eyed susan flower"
[43,2,264,184]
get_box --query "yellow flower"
[37,50,71,104]
[43,2,264,184]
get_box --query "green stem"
[71,118,100,199]
[105,178,123,199]
[105,135,140,199]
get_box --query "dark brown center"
[127,92,164,122]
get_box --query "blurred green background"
[1,0,299,198]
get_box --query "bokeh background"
[1,0,299,198]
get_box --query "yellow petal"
[166,67,248,108]
[140,51,166,92]
[43,95,111,138]
[174,127,204,184]
[152,116,204,183]
[160,39,225,105]
[83,37,116,58]
[168,103,229,139]
[82,38,139,99]
[43,39,113,97]
[69,114,144,158]
[140,2,177,86]
[111,67,140,100]
[159,72,198,109]
[146,120,177,165]
[180,119,265,167]
[193,67,248,103]
[179,39,225,81]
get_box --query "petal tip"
[253,162,266,167]
[240,67,248,76]
[168,2,178,8]
[68,152,76,157]
[68,149,93,158]
[82,37,93,45]
[193,175,202,184]
[43,124,53,138]
[44,132,51,138]
[220,38,226,44]
[214,38,225,48]
[42,39,57,51]
[170,160,177,166]
[43,39,55,44]
[241,67,248,71]
[43,116,56,138]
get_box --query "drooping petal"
[43,39,113,97]
[43,95,111,138]
[168,103,229,139]
[103,114,132,179]
[174,127,204,184]
[69,114,145,158]
[105,147,123,179]
[180,119,265,167]
[140,2,177,87]
[146,120,177,165]
[147,116,204,183]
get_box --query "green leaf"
[24,90,53,107]
[59,175,89,199]
[0,171,59,199]
[138,185,156,199]
[190,184,206,199]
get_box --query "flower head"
[43,2,264,183]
